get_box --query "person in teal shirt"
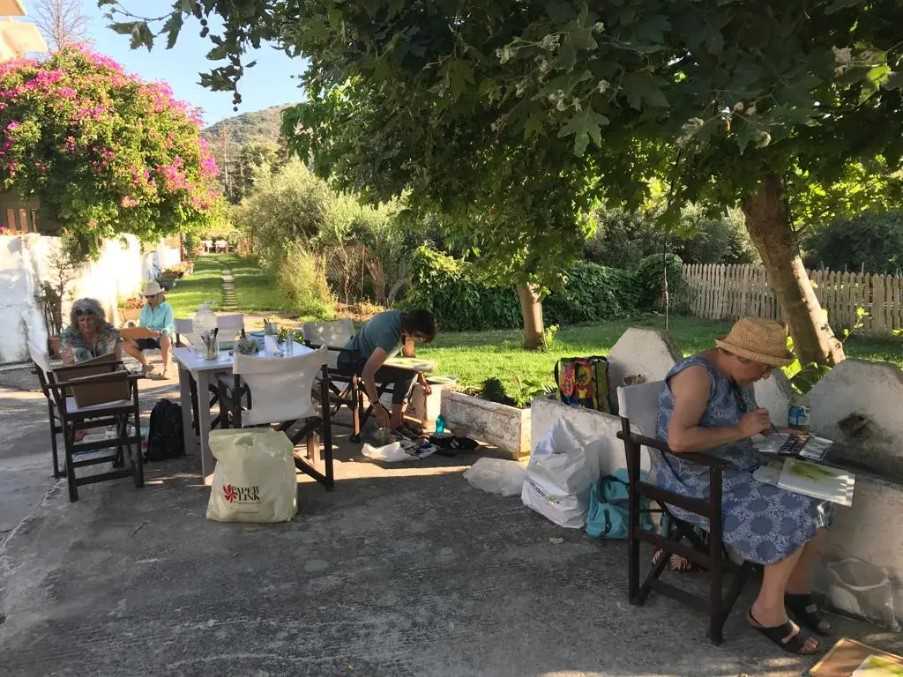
[338,309,436,431]
[123,280,174,379]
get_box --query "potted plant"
[118,295,144,324]
[34,249,80,357]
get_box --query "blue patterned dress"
[654,354,831,565]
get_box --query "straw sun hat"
[141,280,163,296]
[715,318,794,367]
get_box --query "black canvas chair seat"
[616,381,753,645]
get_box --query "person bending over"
[338,309,436,431]
[655,318,831,655]
[122,281,173,380]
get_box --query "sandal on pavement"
[785,593,832,636]
[747,609,820,655]
[143,365,165,381]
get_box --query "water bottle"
[788,392,810,433]
[193,302,217,343]
[435,414,446,434]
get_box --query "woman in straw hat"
[656,318,831,655]
[122,280,174,380]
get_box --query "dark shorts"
[337,351,415,405]
[135,338,161,350]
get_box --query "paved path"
[221,267,238,311]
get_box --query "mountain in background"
[202,104,294,203]
[202,104,288,148]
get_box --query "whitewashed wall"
[0,233,180,363]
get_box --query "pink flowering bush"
[0,48,220,256]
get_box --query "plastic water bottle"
[788,393,810,433]
[193,302,218,354]
[435,415,446,434]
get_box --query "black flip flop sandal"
[747,609,820,655]
[785,593,832,636]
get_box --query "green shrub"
[274,243,335,319]
[543,261,639,324]
[585,205,756,267]
[404,246,522,330]
[233,159,333,266]
[405,246,645,331]
[803,211,903,274]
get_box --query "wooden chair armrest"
[54,360,126,374]
[50,371,131,389]
[617,430,730,469]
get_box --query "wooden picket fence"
[682,263,903,336]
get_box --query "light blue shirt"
[139,301,175,335]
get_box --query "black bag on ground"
[146,398,185,461]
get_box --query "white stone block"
[809,359,903,477]
[531,397,650,476]
[816,471,903,627]
[441,390,530,458]
[607,328,682,404]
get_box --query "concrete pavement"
[1,366,901,676]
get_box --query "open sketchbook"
[852,654,903,677]
[754,458,855,507]
[752,431,833,462]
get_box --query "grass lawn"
[165,255,225,318]
[167,256,901,400]
[220,254,292,315]
[166,254,292,318]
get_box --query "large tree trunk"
[516,284,545,350]
[741,174,844,365]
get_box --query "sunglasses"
[74,309,96,317]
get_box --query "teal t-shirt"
[139,301,175,335]
[345,310,402,359]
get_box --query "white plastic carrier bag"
[463,457,527,497]
[207,429,298,523]
[521,417,599,529]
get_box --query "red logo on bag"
[222,484,260,503]
[223,484,237,503]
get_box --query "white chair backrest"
[216,313,244,334]
[303,319,354,348]
[233,346,328,426]
[617,380,666,438]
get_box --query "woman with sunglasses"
[60,298,122,365]
[122,280,173,380]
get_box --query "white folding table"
[172,343,313,481]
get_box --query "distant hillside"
[202,105,295,202]
[202,104,290,149]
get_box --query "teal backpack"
[585,469,653,539]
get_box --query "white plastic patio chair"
[216,313,244,339]
[218,346,335,488]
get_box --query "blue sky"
[45,1,307,127]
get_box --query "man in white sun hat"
[123,280,174,379]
